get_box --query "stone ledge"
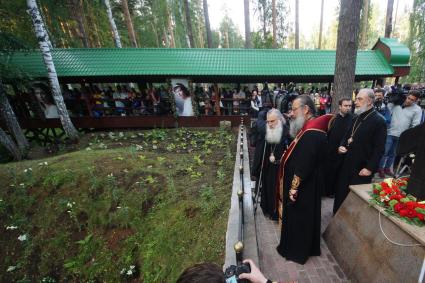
[324,184,425,283]
[225,126,259,268]
[350,184,425,246]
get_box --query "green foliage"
[0,128,235,282]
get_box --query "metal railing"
[235,118,245,264]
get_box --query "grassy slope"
[0,128,235,282]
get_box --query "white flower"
[120,268,126,274]
[19,183,25,187]
[117,206,121,209]
[24,168,33,173]
[86,147,92,151]
[130,265,135,270]
[67,202,73,208]
[6,226,18,230]
[152,145,158,150]
[126,269,133,275]
[123,169,129,173]
[108,173,114,177]
[119,132,124,138]
[6,266,16,272]
[18,234,27,241]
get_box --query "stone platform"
[324,184,425,283]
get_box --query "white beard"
[289,115,305,138]
[266,121,283,144]
[354,105,368,115]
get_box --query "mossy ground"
[0,128,235,282]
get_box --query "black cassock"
[324,113,353,196]
[276,130,327,264]
[252,131,288,219]
[333,108,386,214]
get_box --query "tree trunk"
[295,0,299,49]
[70,0,89,48]
[332,0,362,113]
[203,0,212,48]
[225,29,230,48]
[27,0,79,141]
[360,0,369,49]
[263,6,267,40]
[0,80,29,155]
[393,0,399,35]
[104,0,122,48]
[385,0,394,37]
[0,127,22,160]
[318,0,324,49]
[183,0,195,48]
[272,0,277,48]
[122,0,138,47]
[243,0,251,48]
[167,6,176,48]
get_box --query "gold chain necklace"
[348,109,375,145]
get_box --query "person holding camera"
[377,89,422,178]
[176,259,290,283]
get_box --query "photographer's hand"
[239,259,268,283]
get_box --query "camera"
[386,85,408,106]
[224,262,251,283]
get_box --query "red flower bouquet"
[369,178,425,226]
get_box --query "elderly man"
[252,108,289,220]
[276,95,332,264]
[333,88,387,214]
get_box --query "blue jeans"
[379,135,399,169]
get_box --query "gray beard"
[266,122,283,144]
[289,116,305,138]
[354,105,368,115]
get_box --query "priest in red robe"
[276,95,333,264]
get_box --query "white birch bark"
[0,127,22,160]
[0,79,29,154]
[27,0,79,141]
[104,0,122,48]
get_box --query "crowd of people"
[176,83,424,282]
[247,85,423,281]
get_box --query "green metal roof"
[5,48,394,82]
[373,37,410,67]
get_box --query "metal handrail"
[235,120,245,265]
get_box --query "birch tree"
[0,80,29,155]
[104,0,122,48]
[27,0,79,141]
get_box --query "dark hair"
[408,90,420,99]
[176,263,225,283]
[338,97,352,105]
[374,88,385,95]
[174,83,191,97]
[295,94,316,115]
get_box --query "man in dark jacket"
[333,89,387,214]
[324,98,353,196]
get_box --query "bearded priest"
[276,95,333,265]
[252,108,289,220]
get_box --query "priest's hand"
[289,189,298,202]
[338,146,347,154]
[359,168,372,176]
